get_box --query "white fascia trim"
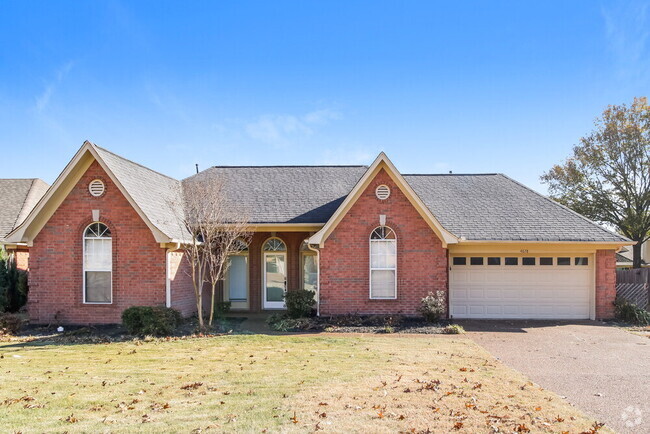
[86,144,172,244]
[5,143,93,244]
[459,239,635,245]
[309,152,458,248]
[6,141,175,245]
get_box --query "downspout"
[307,243,321,316]
[165,242,182,308]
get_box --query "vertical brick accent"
[319,168,448,316]
[168,250,196,317]
[595,249,616,320]
[28,161,167,325]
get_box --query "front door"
[264,252,286,309]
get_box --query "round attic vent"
[89,179,105,197]
[375,184,390,200]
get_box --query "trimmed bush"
[121,306,183,336]
[284,289,316,318]
[0,248,29,313]
[0,313,24,335]
[615,299,650,326]
[266,313,312,332]
[442,324,465,334]
[419,290,446,322]
[214,301,231,318]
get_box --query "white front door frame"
[263,252,287,309]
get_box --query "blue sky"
[1,1,648,192]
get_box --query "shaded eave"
[308,152,459,248]
[6,141,177,246]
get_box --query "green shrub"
[121,306,183,336]
[214,301,231,318]
[266,313,308,332]
[442,324,465,334]
[419,291,446,322]
[0,248,29,313]
[615,299,650,326]
[284,289,315,318]
[0,313,24,335]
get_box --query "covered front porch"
[218,231,318,313]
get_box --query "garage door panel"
[450,258,592,319]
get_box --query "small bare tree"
[170,176,250,330]
[205,220,251,327]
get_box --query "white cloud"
[34,61,74,113]
[601,1,649,82]
[245,109,342,146]
[319,146,377,165]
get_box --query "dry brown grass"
[0,334,608,433]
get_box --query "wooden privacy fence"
[616,268,650,308]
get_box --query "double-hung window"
[370,226,397,299]
[83,222,112,303]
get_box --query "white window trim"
[82,222,113,304]
[369,227,397,300]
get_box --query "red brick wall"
[595,249,616,320]
[319,168,448,316]
[168,250,197,317]
[28,161,167,325]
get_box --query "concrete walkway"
[462,320,650,433]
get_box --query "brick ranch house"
[6,141,632,324]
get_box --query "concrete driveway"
[462,320,650,433]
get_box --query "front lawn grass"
[0,334,607,433]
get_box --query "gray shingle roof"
[0,179,49,241]
[184,165,627,242]
[185,166,368,224]
[94,146,190,241]
[404,173,628,242]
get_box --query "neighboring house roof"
[0,178,49,242]
[94,146,189,241]
[404,174,628,242]
[186,165,368,224]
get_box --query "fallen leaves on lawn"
[181,382,203,390]
[63,414,79,423]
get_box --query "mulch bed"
[268,314,453,334]
[1,316,247,345]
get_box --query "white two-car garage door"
[450,255,593,319]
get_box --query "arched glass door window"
[263,238,286,251]
[83,222,112,303]
[370,226,396,299]
[263,238,287,309]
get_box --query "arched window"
[263,238,286,252]
[83,222,112,303]
[370,226,396,299]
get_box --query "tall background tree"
[542,97,650,268]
